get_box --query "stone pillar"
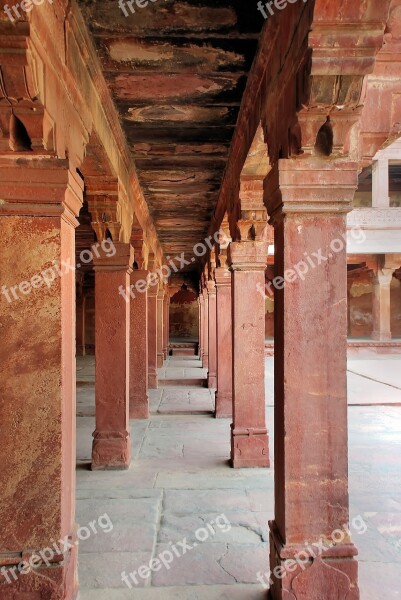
[129,270,149,419]
[202,287,209,369]
[0,159,82,598]
[372,158,390,207]
[228,240,269,468]
[163,292,169,359]
[347,276,353,337]
[207,280,217,388]
[371,268,393,341]
[148,282,159,389]
[198,294,204,359]
[266,159,360,599]
[76,287,86,356]
[92,243,132,470]
[157,289,165,368]
[215,267,233,418]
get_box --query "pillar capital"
[147,280,160,297]
[207,279,216,295]
[371,268,394,286]
[214,267,231,287]
[131,269,150,287]
[0,157,84,223]
[228,240,268,272]
[264,158,359,221]
[92,242,133,272]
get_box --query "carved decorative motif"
[285,556,352,600]
[347,207,401,228]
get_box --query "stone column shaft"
[372,158,390,208]
[92,243,132,470]
[229,241,269,468]
[215,267,233,418]
[198,295,203,358]
[148,282,159,389]
[0,159,82,598]
[371,268,393,341]
[157,289,165,368]
[129,270,149,419]
[207,280,217,388]
[163,293,169,359]
[266,158,360,600]
[202,288,209,369]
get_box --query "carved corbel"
[85,177,122,242]
[0,30,56,153]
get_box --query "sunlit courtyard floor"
[76,353,401,599]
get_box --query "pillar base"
[0,532,78,599]
[202,354,209,369]
[231,426,270,468]
[92,430,131,470]
[268,522,359,599]
[148,371,158,389]
[157,353,164,368]
[215,392,232,419]
[371,331,392,342]
[130,395,149,420]
[207,373,217,388]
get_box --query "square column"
[202,287,209,369]
[0,159,82,599]
[372,158,390,207]
[207,280,217,388]
[157,289,165,368]
[215,267,233,418]
[266,159,360,599]
[163,292,169,359]
[148,282,159,389]
[198,294,204,358]
[129,270,149,419]
[92,243,132,470]
[371,268,393,341]
[228,241,270,468]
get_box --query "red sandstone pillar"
[207,280,217,388]
[198,294,203,358]
[0,159,82,598]
[129,269,149,419]
[347,276,353,337]
[92,243,132,470]
[157,289,165,368]
[148,282,159,389]
[215,267,233,418]
[266,159,360,599]
[163,292,169,359]
[371,268,393,341]
[202,287,209,369]
[228,240,269,468]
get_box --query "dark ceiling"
[78,0,263,270]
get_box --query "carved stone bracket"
[0,28,55,154]
[86,177,122,242]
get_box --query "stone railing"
[347,207,401,229]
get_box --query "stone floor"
[76,354,401,599]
